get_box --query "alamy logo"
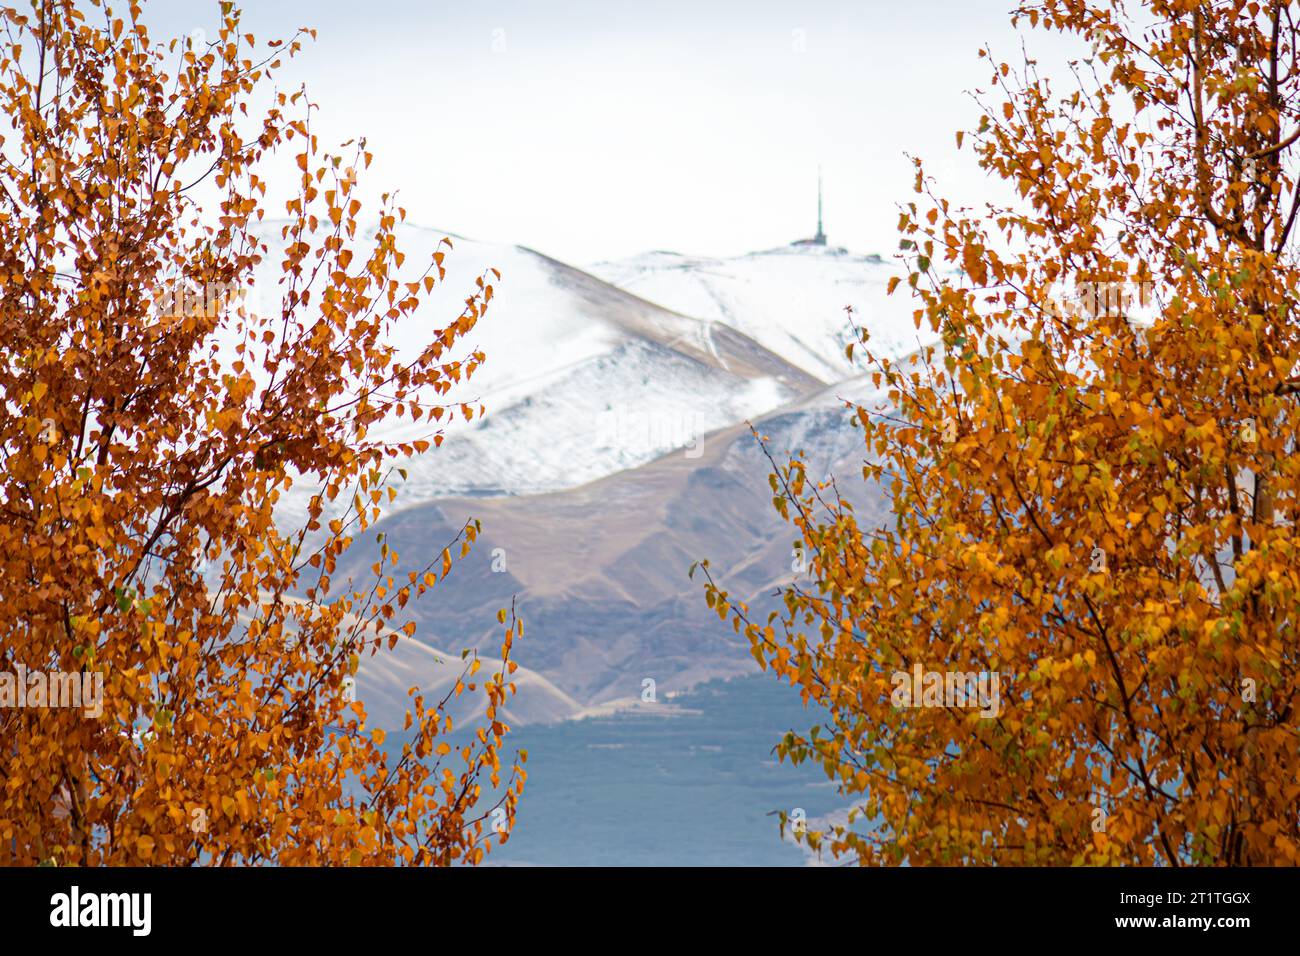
[150,279,257,320]
[0,665,102,717]
[595,409,703,459]
[49,886,151,936]
[890,662,1001,718]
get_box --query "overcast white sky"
[148,1,1082,264]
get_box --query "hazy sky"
[148,1,1082,264]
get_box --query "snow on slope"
[590,244,938,383]
[250,223,822,521]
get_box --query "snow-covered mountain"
[240,224,925,724]
[292,229,930,513]
[255,225,843,521]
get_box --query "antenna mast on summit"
[791,168,828,247]
[817,166,823,239]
